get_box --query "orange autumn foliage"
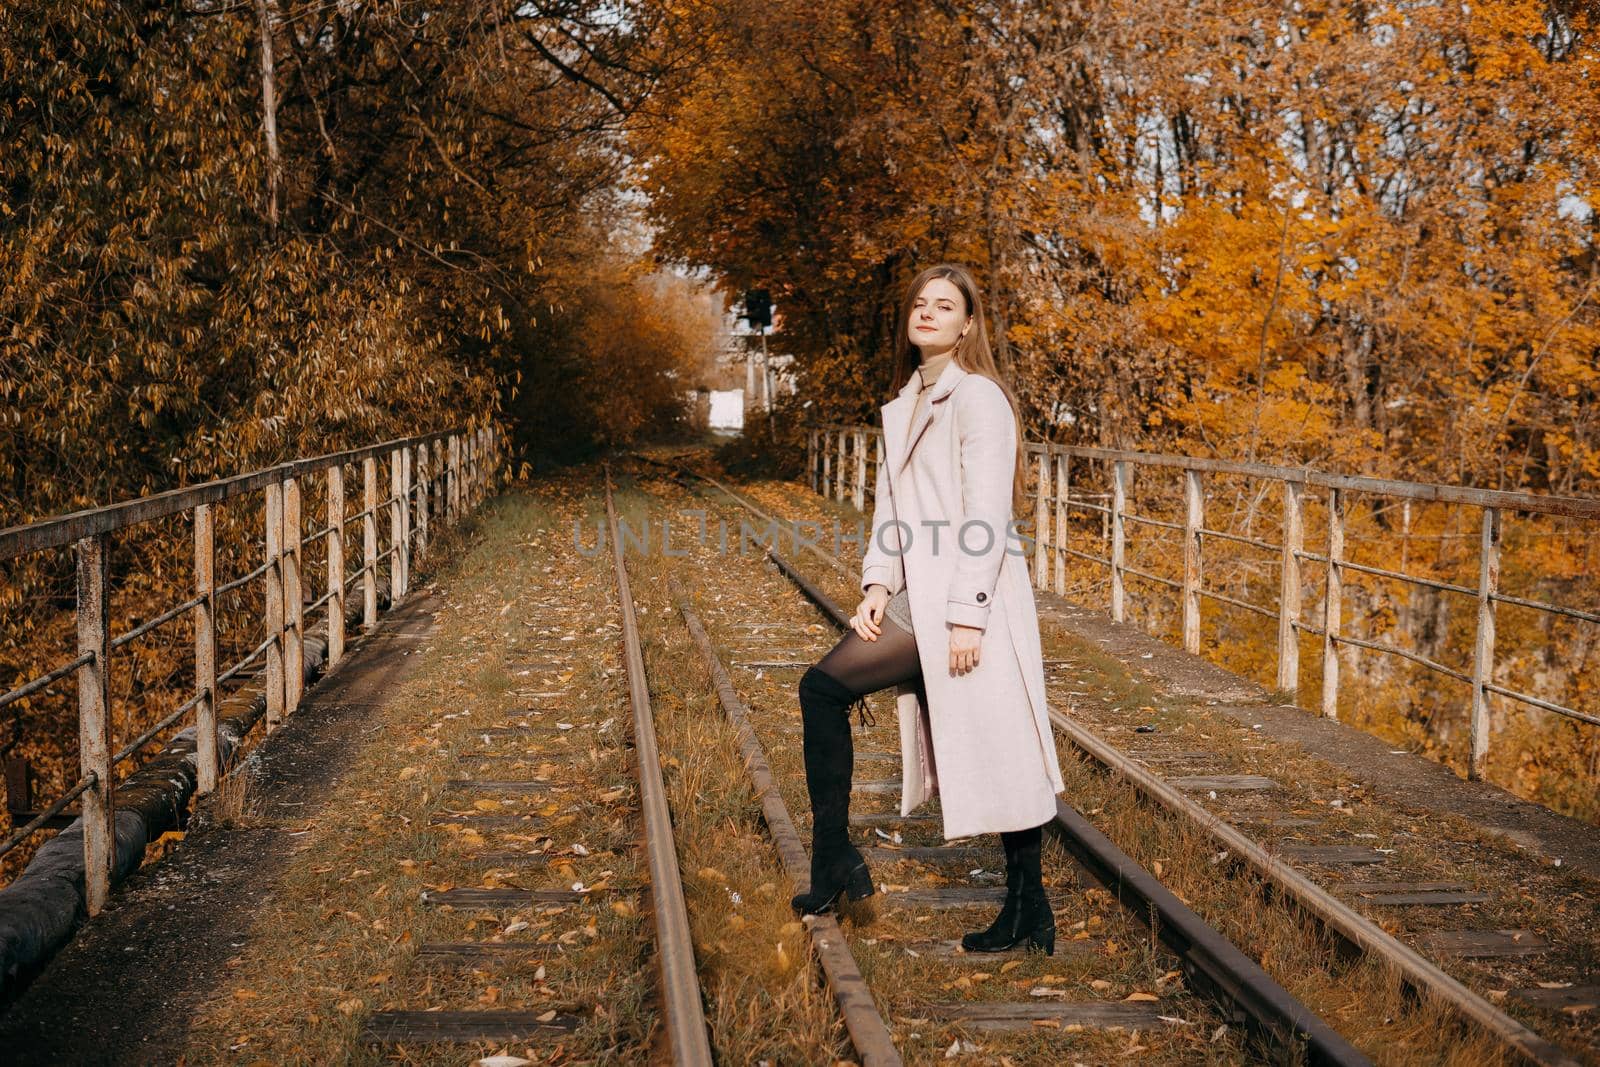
[637,0,1600,819]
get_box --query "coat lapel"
[886,360,967,475]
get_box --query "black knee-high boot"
[961,823,1054,954]
[790,667,875,915]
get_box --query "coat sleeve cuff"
[946,596,991,630]
[861,563,894,595]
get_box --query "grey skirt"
[884,585,914,635]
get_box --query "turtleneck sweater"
[909,350,953,438]
[917,350,953,389]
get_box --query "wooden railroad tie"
[421,887,591,907]
[429,814,547,829]
[894,937,1100,960]
[1336,881,1490,906]
[1279,845,1389,865]
[1169,774,1281,792]
[928,1000,1178,1032]
[362,1009,582,1043]
[414,941,545,964]
[441,779,552,793]
[849,812,940,827]
[1421,929,1550,959]
[863,846,991,866]
[878,886,1011,910]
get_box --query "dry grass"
[193,754,264,831]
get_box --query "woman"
[791,264,1065,957]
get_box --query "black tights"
[812,614,923,707]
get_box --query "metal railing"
[0,425,501,913]
[807,423,1599,784]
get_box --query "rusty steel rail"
[807,424,1599,781]
[653,452,1580,1067]
[602,476,714,1067]
[666,574,902,1067]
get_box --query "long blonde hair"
[891,264,1028,515]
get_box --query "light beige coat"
[861,360,1065,840]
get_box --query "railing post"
[825,428,838,499]
[362,456,378,631]
[400,445,413,592]
[448,435,460,519]
[1033,450,1049,589]
[416,443,429,562]
[808,428,818,492]
[390,449,405,603]
[1182,469,1203,655]
[1054,452,1069,596]
[1321,487,1344,719]
[75,533,114,916]
[1111,460,1128,623]
[487,426,497,495]
[265,479,285,733]
[326,464,345,669]
[470,429,480,506]
[853,428,867,511]
[1276,480,1304,694]
[283,474,303,713]
[193,504,218,795]
[442,436,452,519]
[434,438,446,521]
[836,428,847,503]
[1469,507,1501,780]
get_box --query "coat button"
[976,592,987,602]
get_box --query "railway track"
[347,457,1584,1064]
[619,459,1361,1064]
[355,475,714,1062]
[630,450,1588,1066]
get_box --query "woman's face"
[908,277,971,356]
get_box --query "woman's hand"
[852,586,890,641]
[949,624,982,674]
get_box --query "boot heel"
[1028,926,1055,956]
[844,861,875,901]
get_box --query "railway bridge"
[0,432,1594,1065]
